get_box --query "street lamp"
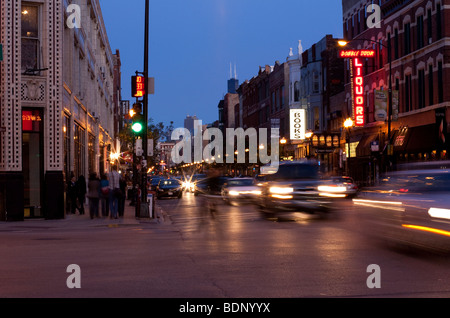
[339,38,393,172]
[344,118,354,175]
[305,131,313,158]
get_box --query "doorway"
[22,109,44,218]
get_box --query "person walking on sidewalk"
[68,173,78,215]
[76,175,87,215]
[87,172,101,219]
[100,173,110,217]
[108,165,121,219]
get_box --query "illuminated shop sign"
[353,58,364,126]
[290,109,306,140]
[339,50,375,58]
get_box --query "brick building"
[341,0,449,185]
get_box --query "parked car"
[257,160,343,217]
[331,176,359,198]
[221,178,262,206]
[354,161,450,253]
[156,179,183,199]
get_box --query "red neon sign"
[353,58,365,126]
[132,76,146,98]
[339,50,376,58]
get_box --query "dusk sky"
[99,0,344,130]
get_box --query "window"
[428,64,434,106]
[387,33,392,62]
[427,9,433,43]
[437,4,442,40]
[21,5,40,73]
[394,28,399,59]
[417,15,424,50]
[438,61,443,103]
[379,39,383,68]
[88,134,96,175]
[418,69,425,109]
[294,81,300,102]
[281,85,285,108]
[313,71,320,93]
[404,23,411,55]
[74,123,86,178]
[64,115,71,183]
[271,92,276,113]
[404,74,412,112]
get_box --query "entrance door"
[22,109,44,218]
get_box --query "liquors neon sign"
[353,58,365,126]
[340,49,375,127]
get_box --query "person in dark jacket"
[87,172,101,219]
[76,175,87,215]
[67,173,78,215]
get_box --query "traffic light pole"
[141,0,150,213]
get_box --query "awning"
[395,124,440,154]
[356,133,379,157]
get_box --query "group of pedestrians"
[68,165,127,220]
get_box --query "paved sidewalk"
[0,199,166,229]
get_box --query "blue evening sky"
[99,0,343,129]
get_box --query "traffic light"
[130,103,145,136]
[131,114,144,135]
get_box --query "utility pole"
[141,0,150,211]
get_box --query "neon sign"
[339,50,375,58]
[132,75,145,98]
[353,58,365,126]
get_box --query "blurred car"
[193,176,228,196]
[221,178,262,205]
[257,160,344,217]
[156,179,183,199]
[354,161,450,253]
[331,176,359,198]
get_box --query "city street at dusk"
[0,0,450,307]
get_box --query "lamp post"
[344,117,354,176]
[338,38,393,172]
[305,131,313,158]
[280,137,287,160]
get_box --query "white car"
[354,162,450,254]
[221,178,262,206]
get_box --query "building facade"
[342,0,449,185]
[291,35,345,174]
[0,0,117,221]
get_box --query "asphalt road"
[1,192,450,300]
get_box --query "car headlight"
[269,187,294,195]
[229,190,240,196]
[318,185,347,193]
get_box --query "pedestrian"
[67,173,78,215]
[87,172,101,219]
[118,175,127,217]
[108,165,121,219]
[76,175,87,215]
[100,173,110,217]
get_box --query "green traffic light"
[132,122,143,133]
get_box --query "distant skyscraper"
[227,63,239,94]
